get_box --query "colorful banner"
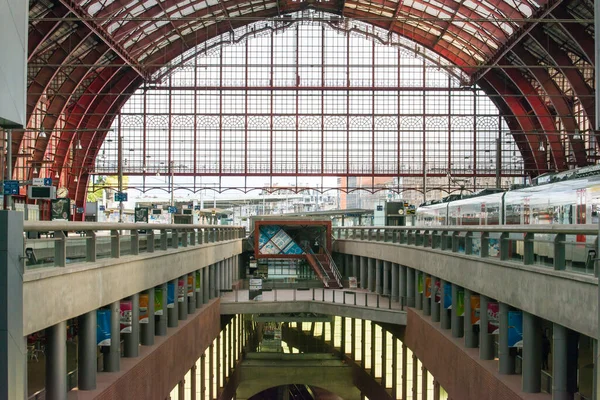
[167,283,175,308]
[443,282,452,309]
[456,289,465,317]
[195,271,201,292]
[418,274,424,294]
[487,302,500,334]
[187,275,194,297]
[139,294,149,324]
[434,280,441,303]
[119,300,132,334]
[178,278,185,302]
[96,309,111,346]
[508,311,523,347]
[155,287,164,315]
[249,278,263,301]
[425,276,431,298]
[470,295,481,325]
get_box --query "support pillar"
[401,343,408,400]
[522,311,541,392]
[190,364,197,399]
[352,255,359,279]
[422,367,428,400]
[360,257,367,289]
[451,284,464,338]
[499,302,515,374]
[479,295,494,360]
[203,267,210,304]
[414,270,422,310]
[46,321,67,400]
[553,323,568,400]
[423,273,431,316]
[405,266,414,307]
[345,254,352,277]
[0,211,25,399]
[391,263,399,302]
[141,288,155,346]
[168,279,179,328]
[104,301,120,372]
[464,289,477,348]
[195,270,203,308]
[78,310,96,390]
[431,276,440,323]
[210,264,216,299]
[440,280,450,330]
[375,259,382,294]
[124,293,139,357]
[179,276,188,320]
[156,283,168,336]
[367,258,375,292]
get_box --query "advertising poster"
[96,309,111,346]
[508,311,523,347]
[249,278,263,301]
[196,271,201,292]
[425,276,431,298]
[456,289,465,316]
[270,229,293,251]
[470,295,481,325]
[51,198,71,221]
[139,294,149,324]
[443,282,452,309]
[134,207,149,223]
[487,302,500,334]
[178,278,186,302]
[348,277,358,289]
[119,301,132,334]
[282,241,303,255]
[187,275,194,297]
[167,283,175,308]
[155,287,164,316]
[434,280,441,303]
[418,274,424,294]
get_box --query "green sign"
[456,289,465,317]
[155,287,163,316]
[417,273,424,293]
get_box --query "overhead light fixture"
[33,167,39,175]
[76,139,83,150]
[55,171,60,179]
[74,176,78,183]
[156,171,161,177]
[38,127,47,139]
[538,141,546,152]
[573,129,582,140]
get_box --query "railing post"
[465,232,473,255]
[54,230,67,267]
[111,229,120,259]
[440,231,448,250]
[85,230,97,262]
[431,230,439,249]
[523,232,534,265]
[553,233,565,270]
[190,229,196,245]
[161,229,168,250]
[480,232,489,258]
[130,230,139,255]
[181,230,189,247]
[147,229,155,253]
[171,229,179,249]
[451,231,459,253]
[500,232,509,261]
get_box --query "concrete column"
[141,288,155,346]
[431,276,440,323]
[168,279,179,328]
[522,311,541,392]
[78,311,97,390]
[188,272,196,314]
[464,288,477,348]
[352,255,359,278]
[451,284,464,338]
[156,283,168,336]
[179,276,188,320]
[124,293,140,357]
[0,211,25,399]
[203,267,210,304]
[104,301,120,372]
[216,262,222,297]
[405,266,414,307]
[383,261,390,296]
[210,264,216,299]
[195,270,203,308]
[367,258,375,292]
[375,259,382,294]
[360,257,367,289]
[498,302,515,374]
[440,280,450,330]
[553,323,568,400]
[479,295,494,360]
[345,254,352,277]
[46,321,67,400]
[414,270,422,310]
[391,263,399,302]
[422,273,431,316]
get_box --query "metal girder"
[551,4,595,65]
[483,72,546,174]
[528,27,596,133]
[28,2,70,60]
[471,0,563,84]
[58,0,148,80]
[498,61,567,170]
[510,44,587,167]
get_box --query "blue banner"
[96,309,111,346]
[167,283,175,308]
[282,241,303,255]
[508,311,523,347]
[443,282,452,309]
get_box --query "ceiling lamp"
[573,129,582,141]
[76,139,83,150]
[38,127,47,139]
[538,141,546,152]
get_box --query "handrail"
[303,246,331,288]
[23,221,244,232]
[334,224,599,235]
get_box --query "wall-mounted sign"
[114,192,128,202]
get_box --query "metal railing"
[22,221,245,270]
[321,244,343,288]
[334,224,599,276]
[303,245,331,288]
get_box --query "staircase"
[315,253,343,289]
